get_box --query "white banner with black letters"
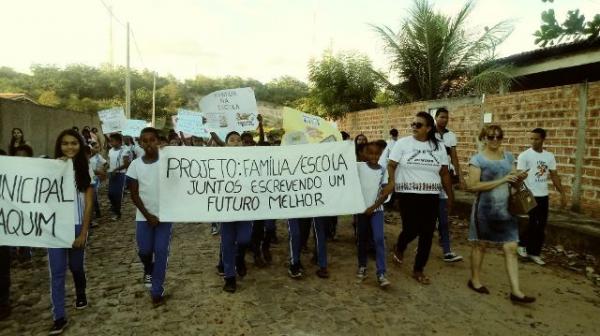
[0,156,76,248]
[159,142,365,222]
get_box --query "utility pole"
[152,72,156,127]
[125,22,131,119]
[108,5,114,67]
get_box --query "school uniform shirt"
[89,153,107,185]
[74,166,95,225]
[357,162,385,212]
[435,129,457,200]
[377,138,397,168]
[517,148,557,197]
[388,136,448,194]
[126,157,160,221]
[108,146,131,173]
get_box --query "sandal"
[413,272,431,285]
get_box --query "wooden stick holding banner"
[0,156,76,248]
[159,141,365,222]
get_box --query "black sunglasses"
[486,134,503,141]
[411,122,424,129]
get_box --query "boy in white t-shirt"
[126,127,172,306]
[89,141,107,219]
[107,133,131,220]
[516,128,567,265]
[434,108,463,263]
[356,142,393,288]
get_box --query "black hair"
[531,128,547,139]
[9,128,26,155]
[140,127,160,139]
[374,139,388,150]
[341,131,350,141]
[416,111,439,150]
[91,127,98,133]
[435,107,449,117]
[225,131,241,143]
[389,129,398,137]
[83,146,92,156]
[354,134,368,144]
[356,143,367,155]
[109,133,123,142]
[0,149,6,156]
[158,135,168,143]
[54,129,91,192]
[13,144,33,157]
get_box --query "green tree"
[534,1,600,47]
[307,50,379,119]
[38,90,61,107]
[372,0,514,102]
[263,76,309,106]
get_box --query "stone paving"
[1,195,600,335]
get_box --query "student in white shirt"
[382,112,454,285]
[517,128,567,265]
[89,141,107,219]
[127,127,171,306]
[48,129,94,335]
[356,142,393,288]
[434,108,463,263]
[107,133,131,220]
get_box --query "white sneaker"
[377,274,391,288]
[529,255,546,266]
[143,274,152,288]
[517,247,528,258]
[356,266,367,280]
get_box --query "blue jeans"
[108,173,126,217]
[220,221,253,278]
[93,181,101,217]
[437,198,451,254]
[356,211,386,276]
[136,221,173,298]
[288,218,327,268]
[0,246,10,305]
[48,225,86,321]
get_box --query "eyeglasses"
[486,135,503,141]
[411,122,424,129]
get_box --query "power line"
[99,0,125,28]
[130,27,147,69]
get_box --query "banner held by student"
[0,156,76,248]
[281,107,342,145]
[159,141,365,222]
[199,87,259,133]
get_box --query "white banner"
[122,119,148,137]
[0,157,76,248]
[98,107,127,134]
[158,142,365,222]
[199,87,258,133]
[176,109,210,137]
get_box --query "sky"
[1,0,599,83]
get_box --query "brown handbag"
[508,183,537,215]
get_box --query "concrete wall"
[337,81,600,218]
[0,99,102,157]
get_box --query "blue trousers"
[136,221,173,298]
[220,221,253,278]
[356,211,386,276]
[48,225,86,321]
[288,218,328,268]
[108,173,126,217]
[437,198,451,254]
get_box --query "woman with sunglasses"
[465,125,534,303]
[383,112,453,285]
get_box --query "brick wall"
[337,81,600,218]
[0,99,101,157]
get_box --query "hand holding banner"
[0,156,76,248]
